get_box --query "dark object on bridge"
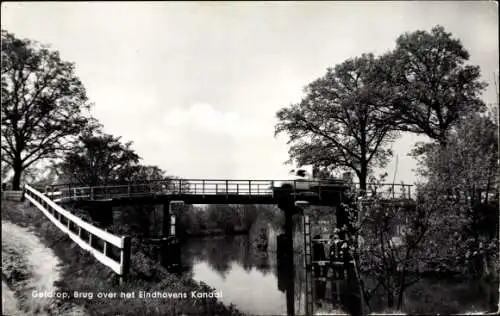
[159,236,180,271]
[2,183,6,191]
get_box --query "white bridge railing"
[24,184,131,282]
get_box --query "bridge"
[44,179,414,206]
[6,179,414,315]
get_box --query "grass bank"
[1,201,243,316]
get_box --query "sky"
[2,1,498,183]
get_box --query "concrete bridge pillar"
[277,199,296,268]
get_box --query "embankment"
[1,200,242,316]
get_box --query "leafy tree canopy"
[1,30,91,189]
[275,53,399,190]
[381,25,487,146]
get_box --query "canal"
[180,234,496,315]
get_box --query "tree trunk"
[359,163,368,193]
[12,160,23,190]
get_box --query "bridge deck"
[44,179,414,206]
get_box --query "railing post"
[120,236,131,285]
[178,179,182,193]
[202,180,205,195]
[249,180,251,196]
[215,184,218,194]
[236,184,239,195]
[226,180,228,194]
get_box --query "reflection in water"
[191,261,287,315]
[180,235,496,315]
[181,235,345,315]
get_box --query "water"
[180,235,497,315]
[180,235,345,315]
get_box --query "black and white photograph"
[1,1,499,315]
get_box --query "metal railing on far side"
[24,184,131,283]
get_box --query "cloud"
[164,103,271,138]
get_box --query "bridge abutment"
[83,202,114,228]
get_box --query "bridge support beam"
[159,200,183,270]
[277,199,296,268]
[162,200,183,237]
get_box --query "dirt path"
[2,279,24,315]
[1,220,86,316]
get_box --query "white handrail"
[24,184,131,277]
[26,185,123,247]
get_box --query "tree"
[130,165,166,182]
[414,111,499,279]
[58,130,140,186]
[381,25,487,146]
[342,181,476,313]
[275,53,399,191]
[417,111,498,204]
[1,30,90,189]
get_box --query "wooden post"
[120,236,131,285]
[236,184,239,194]
[249,180,252,196]
[226,180,228,194]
